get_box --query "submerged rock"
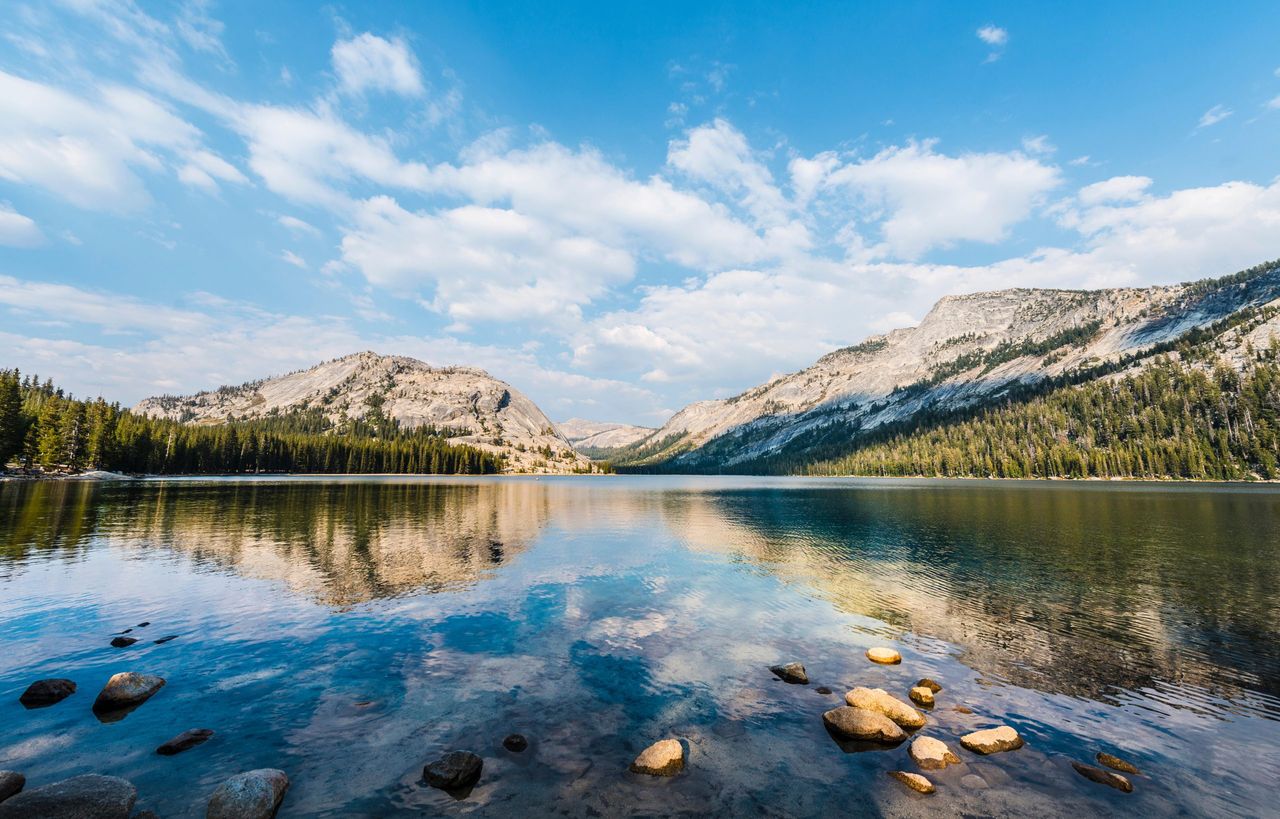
[0,772,23,804]
[1096,752,1140,775]
[814,686,833,695]
[156,728,214,756]
[844,687,926,729]
[206,769,289,819]
[1072,762,1133,793]
[909,686,935,707]
[960,726,1024,755]
[137,621,151,627]
[953,705,974,714]
[909,736,960,770]
[915,678,942,693]
[887,770,935,794]
[865,647,902,664]
[0,774,135,819]
[821,706,906,743]
[960,773,989,790]
[153,635,179,644]
[630,739,684,776]
[110,636,138,648]
[769,662,809,684]
[424,751,484,790]
[92,672,165,718]
[18,678,76,709]
[502,734,528,752]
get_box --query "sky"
[1,1,1278,426]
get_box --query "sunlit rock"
[887,770,935,794]
[1072,762,1133,793]
[1096,752,1139,775]
[865,647,901,664]
[960,726,1024,754]
[909,736,960,770]
[909,686,935,707]
[769,662,808,684]
[844,687,926,729]
[630,739,684,776]
[821,706,906,743]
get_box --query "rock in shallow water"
[814,686,833,695]
[502,734,528,752]
[424,751,484,790]
[960,726,1024,755]
[1073,762,1133,793]
[156,728,214,755]
[915,678,942,693]
[1096,752,1140,775]
[110,636,138,648]
[909,686,935,707]
[769,662,808,684]
[206,769,289,819]
[153,635,179,644]
[887,770,935,794]
[92,672,165,717]
[844,687,926,729]
[0,774,136,819]
[822,706,905,743]
[0,772,23,804]
[18,678,76,709]
[630,739,684,776]
[865,647,902,664]
[909,736,960,770]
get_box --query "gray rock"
[423,751,483,790]
[960,773,989,790]
[821,706,906,743]
[0,774,136,819]
[0,772,23,804]
[18,678,76,709]
[206,769,289,819]
[769,662,808,684]
[157,728,215,756]
[1073,762,1133,793]
[92,672,165,719]
[502,734,527,752]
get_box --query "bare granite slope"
[557,418,655,454]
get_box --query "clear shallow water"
[1,476,1278,817]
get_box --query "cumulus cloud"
[1076,175,1152,206]
[332,33,423,97]
[0,204,45,247]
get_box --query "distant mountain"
[557,418,655,457]
[614,260,1280,474]
[134,351,590,473]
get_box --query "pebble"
[915,678,943,693]
[206,769,290,819]
[887,770,935,794]
[630,739,684,776]
[960,726,1024,755]
[0,774,136,819]
[18,678,76,709]
[814,686,833,695]
[865,647,902,664]
[768,662,809,684]
[423,751,484,790]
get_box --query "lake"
[1,476,1278,817]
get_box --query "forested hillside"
[0,370,502,475]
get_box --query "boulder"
[821,706,905,743]
[423,751,483,790]
[959,726,1024,755]
[1096,752,1139,775]
[0,774,136,819]
[156,728,215,756]
[865,647,901,664]
[915,678,943,693]
[887,771,935,794]
[206,769,289,819]
[18,678,76,709]
[1072,762,1133,793]
[769,662,808,684]
[0,772,23,804]
[909,736,960,770]
[909,686,935,707]
[92,672,165,718]
[110,637,138,648]
[630,739,684,776]
[502,734,528,752]
[844,687,926,729]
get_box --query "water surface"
[1,476,1278,817]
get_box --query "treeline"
[0,370,502,475]
[805,356,1280,480]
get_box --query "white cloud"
[0,204,45,247]
[667,118,795,228]
[976,25,1009,46]
[1021,135,1055,155]
[1197,104,1233,129]
[281,250,307,269]
[1268,95,1280,111]
[331,33,423,97]
[278,214,320,235]
[1076,175,1152,206]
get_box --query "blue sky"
[1,1,1278,425]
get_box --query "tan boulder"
[887,771,934,794]
[909,736,960,770]
[909,686,935,707]
[1096,752,1139,775]
[865,647,901,664]
[821,706,906,743]
[630,739,684,776]
[844,687,926,729]
[960,726,1024,754]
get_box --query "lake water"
[1,476,1278,817]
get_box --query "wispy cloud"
[976,24,1008,61]
[1196,104,1233,129]
[281,250,308,269]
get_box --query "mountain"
[615,260,1280,473]
[134,351,591,473]
[557,418,655,457]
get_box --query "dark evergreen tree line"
[0,369,501,475]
